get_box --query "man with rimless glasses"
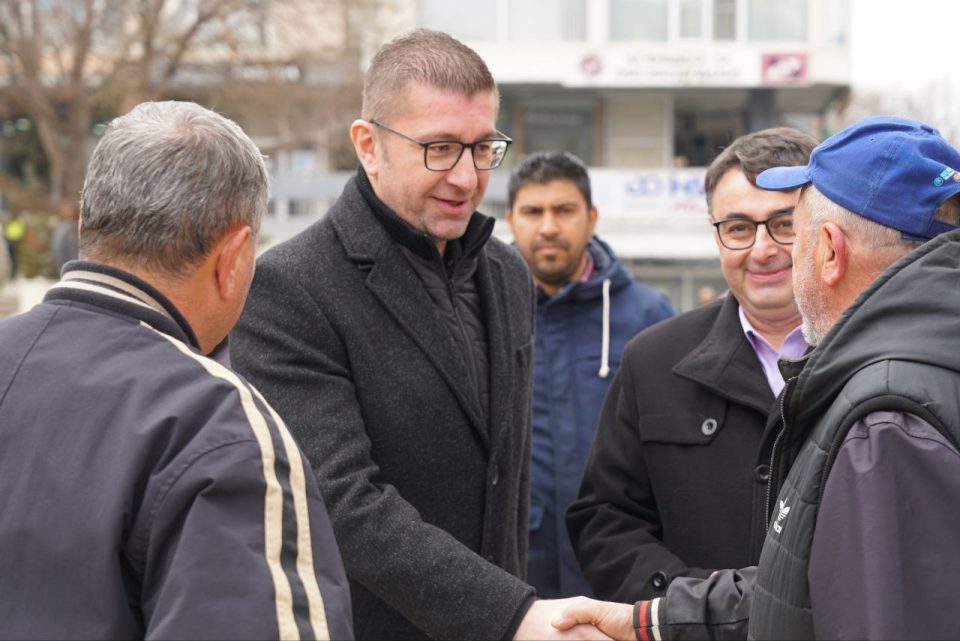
[569,128,818,608]
[232,29,608,641]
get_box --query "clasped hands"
[514,597,634,641]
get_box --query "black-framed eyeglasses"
[712,211,795,250]
[370,119,512,171]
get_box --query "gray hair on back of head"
[361,28,497,121]
[801,185,960,262]
[79,100,268,279]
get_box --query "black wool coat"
[231,177,536,641]
[567,294,782,601]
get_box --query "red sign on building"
[762,53,808,85]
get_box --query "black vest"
[748,355,960,640]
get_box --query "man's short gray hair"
[79,100,268,278]
[802,185,920,260]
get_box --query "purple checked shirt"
[738,306,807,396]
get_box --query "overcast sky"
[847,0,960,138]
[851,0,956,89]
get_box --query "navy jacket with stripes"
[0,262,353,640]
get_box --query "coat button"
[701,418,718,436]
[755,464,770,483]
[651,571,669,592]
[491,464,499,486]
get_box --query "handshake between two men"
[510,598,635,641]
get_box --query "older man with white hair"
[552,116,960,641]
[747,115,960,640]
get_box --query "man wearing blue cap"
[550,116,960,640]
[747,114,960,640]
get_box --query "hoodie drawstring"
[599,278,611,378]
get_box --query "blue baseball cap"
[756,116,960,241]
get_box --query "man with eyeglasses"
[568,128,817,605]
[232,29,608,641]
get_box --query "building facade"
[265,0,851,310]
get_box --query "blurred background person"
[696,285,720,306]
[506,150,674,599]
[49,202,79,277]
[3,212,24,278]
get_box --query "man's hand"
[550,597,634,641]
[514,599,614,640]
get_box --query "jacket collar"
[44,260,201,350]
[329,173,512,452]
[355,165,494,269]
[673,293,775,415]
[536,236,633,305]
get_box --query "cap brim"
[756,165,812,191]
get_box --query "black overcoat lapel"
[673,294,774,416]
[331,182,490,450]
[474,250,511,447]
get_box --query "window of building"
[679,0,704,38]
[508,0,585,41]
[748,0,806,41]
[418,1,498,41]
[615,0,728,41]
[626,259,726,312]
[289,148,317,175]
[823,0,849,44]
[419,0,584,41]
[713,0,737,40]
[287,199,315,218]
[610,0,669,41]
[673,110,744,168]
[522,106,596,165]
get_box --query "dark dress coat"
[231,177,536,641]
[567,293,781,601]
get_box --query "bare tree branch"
[0,0,376,217]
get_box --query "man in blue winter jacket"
[506,151,675,598]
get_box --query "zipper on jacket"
[446,275,482,409]
[764,377,795,530]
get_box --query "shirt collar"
[579,251,595,282]
[46,260,200,350]
[738,305,808,360]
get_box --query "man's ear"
[350,119,378,176]
[214,225,253,300]
[587,205,599,236]
[819,222,847,287]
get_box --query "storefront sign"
[572,50,760,87]
[589,168,708,218]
